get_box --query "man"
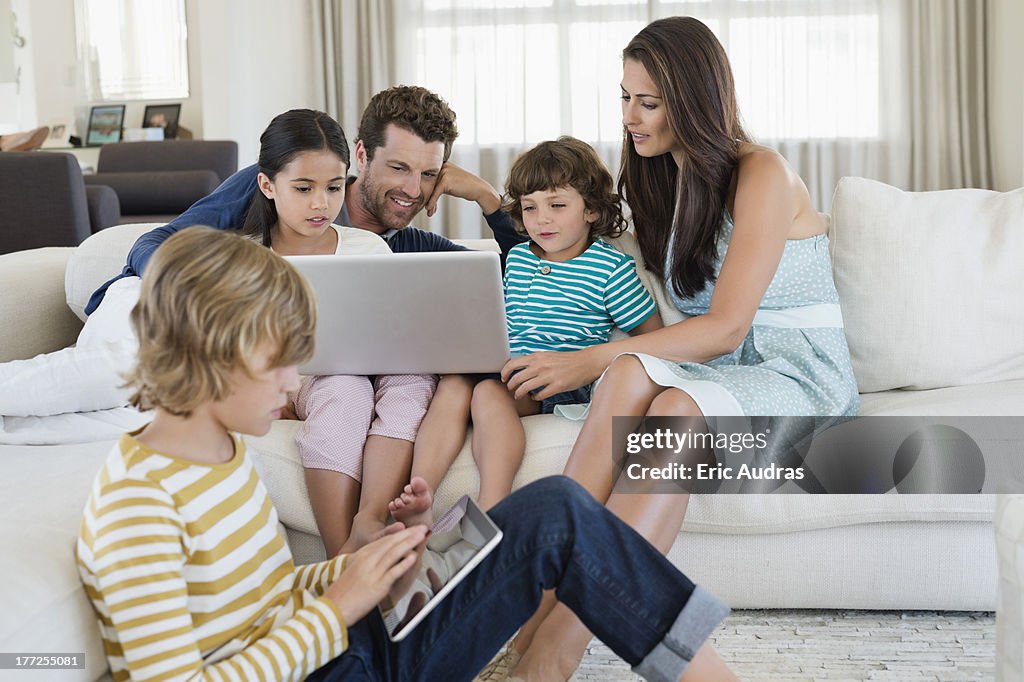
[82,86,525,555]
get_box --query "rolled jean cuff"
[632,586,730,682]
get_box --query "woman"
[493,16,858,681]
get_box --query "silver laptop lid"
[286,251,510,375]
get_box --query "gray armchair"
[0,152,120,255]
[83,140,239,223]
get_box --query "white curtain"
[314,0,395,147]
[75,0,189,101]
[323,0,991,236]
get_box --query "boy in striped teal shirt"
[413,137,662,508]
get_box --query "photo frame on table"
[142,103,182,140]
[40,118,75,149]
[86,105,126,146]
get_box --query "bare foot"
[388,476,434,529]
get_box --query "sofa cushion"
[830,178,1024,392]
[247,416,993,539]
[859,379,1024,416]
[65,223,159,321]
[0,247,83,362]
[0,441,113,682]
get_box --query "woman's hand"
[501,348,603,401]
[325,525,428,626]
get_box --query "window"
[75,0,189,101]
[396,0,882,145]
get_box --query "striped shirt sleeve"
[603,255,657,332]
[79,478,348,682]
[293,554,348,597]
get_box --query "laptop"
[285,251,510,375]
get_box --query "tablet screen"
[384,496,503,641]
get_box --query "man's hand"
[501,348,602,401]
[325,525,428,626]
[425,162,502,217]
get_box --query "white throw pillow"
[65,223,160,321]
[830,177,1024,392]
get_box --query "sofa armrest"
[84,184,122,232]
[0,247,82,362]
[84,170,220,215]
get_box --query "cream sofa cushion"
[0,247,83,361]
[830,178,1024,392]
[65,223,158,321]
[0,441,112,682]
[247,417,992,538]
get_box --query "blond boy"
[76,227,732,682]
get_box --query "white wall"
[989,0,1024,191]
[20,0,320,160]
[26,0,78,135]
[26,0,204,142]
[191,0,322,165]
[0,0,38,133]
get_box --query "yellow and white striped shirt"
[77,431,348,681]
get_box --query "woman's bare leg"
[412,374,474,491]
[513,384,713,681]
[508,356,664,662]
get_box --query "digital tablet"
[384,496,503,642]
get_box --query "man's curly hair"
[358,86,458,162]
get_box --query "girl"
[412,136,661,509]
[238,109,437,557]
[492,17,860,681]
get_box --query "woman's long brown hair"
[619,17,750,300]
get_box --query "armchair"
[82,140,239,223]
[0,152,120,255]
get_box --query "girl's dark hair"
[241,109,350,246]
[502,136,625,240]
[619,16,750,299]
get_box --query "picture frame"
[86,105,126,146]
[40,118,75,149]
[142,103,182,140]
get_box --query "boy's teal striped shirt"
[505,239,657,356]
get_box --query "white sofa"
[1,177,1021,682]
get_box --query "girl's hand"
[325,525,428,626]
[279,400,299,421]
[501,348,602,401]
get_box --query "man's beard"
[359,171,423,231]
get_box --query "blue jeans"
[307,476,728,682]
